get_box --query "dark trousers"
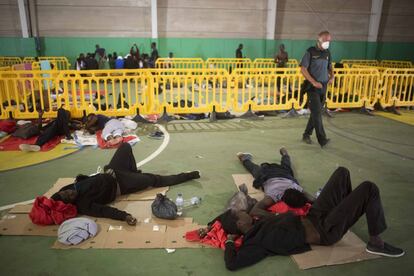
[36,108,70,146]
[105,143,195,195]
[242,154,293,181]
[304,84,328,145]
[307,167,387,245]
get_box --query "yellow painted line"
[375,110,414,126]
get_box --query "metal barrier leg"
[359,106,374,116]
[281,108,299,118]
[322,107,335,118]
[132,109,151,124]
[240,104,264,120]
[209,106,217,122]
[156,107,174,123]
[386,104,401,115]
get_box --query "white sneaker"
[19,144,41,152]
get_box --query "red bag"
[267,201,311,216]
[29,196,77,225]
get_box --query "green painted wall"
[0,37,413,68]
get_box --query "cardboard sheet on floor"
[51,201,203,249]
[43,178,168,200]
[232,174,381,269]
[292,231,381,269]
[232,174,264,198]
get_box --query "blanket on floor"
[0,134,63,151]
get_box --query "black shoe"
[366,242,405,257]
[279,147,288,156]
[302,135,312,144]
[320,138,330,148]
[187,170,201,179]
[236,152,253,162]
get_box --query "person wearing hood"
[300,30,334,148]
[50,143,201,225]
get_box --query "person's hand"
[227,234,238,241]
[198,228,209,238]
[328,77,334,85]
[312,81,323,89]
[125,215,137,226]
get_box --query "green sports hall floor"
[0,112,413,276]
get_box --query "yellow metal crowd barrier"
[206,58,251,73]
[148,69,230,114]
[327,68,380,109]
[379,68,414,108]
[341,59,379,67]
[155,58,205,69]
[0,57,23,67]
[231,68,305,112]
[380,60,412,68]
[23,57,71,70]
[0,65,413,120]
[252,59,299,69]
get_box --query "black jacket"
[253,162,298,189]
[224,213,310,271]
[58,174,128,221]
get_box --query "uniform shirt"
[300,46,332,83]
[263,177,303,202]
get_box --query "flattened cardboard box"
[232,174,381,269]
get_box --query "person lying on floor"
[237,148,314,210]
[19,108,82,152]
[50,143,200,225]
[221,166,404,271]
[85,114,127,146]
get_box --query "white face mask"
[320,41,330,50]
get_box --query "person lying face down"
[51,143,200,225]
[221,167,404,271]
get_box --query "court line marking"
[0,124,170,211]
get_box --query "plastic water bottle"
[175,193,184,216]
[190,196,202,206]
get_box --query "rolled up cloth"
[58,217,98,245]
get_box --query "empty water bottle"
[175,193,184,216]
[190,196,202,206]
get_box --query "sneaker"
[320,138,331,148]
[279,147,288,156]
[302,135,312,144]
[19,144,41,152]
[186,170,201,179]
[236,152,253,162]
[148,131,164,140]
[366,242,405,258]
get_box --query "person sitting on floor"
[236,148,313,214]
[221,167,405,271]
[19,108,82,152]
[50,143,201,225]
